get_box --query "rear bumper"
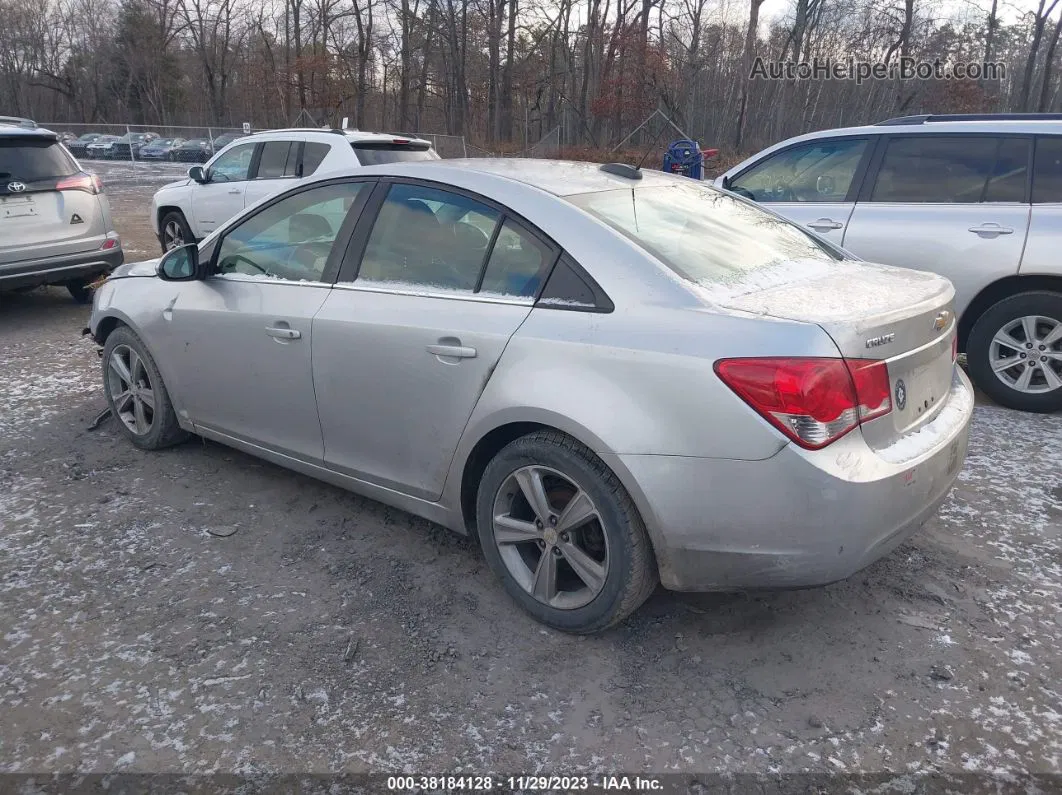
[0,247,124,290]
[610,369,974,592]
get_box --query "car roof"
[775,117,1062,146]
[345,158,683,197]
[235,127,433,147]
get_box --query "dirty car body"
[89,160,973,631]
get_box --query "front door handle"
[228,188,241,195]
[426,343,477,359]
[266,326,301,340]
[969,223,1014,236]
[807,218,843,231]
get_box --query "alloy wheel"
[163,220,185,250]
[491,465,609,610]
[989,315,1062,394]
[106,344,156,435]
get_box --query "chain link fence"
[41,123,253,165]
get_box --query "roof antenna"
[634,121,670,172]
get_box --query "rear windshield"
[352,142,440,166]
[0,138,79,182]
[566,181,841,287]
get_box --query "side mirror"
[188,166,207,183]
[157,243,201,281]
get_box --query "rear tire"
[67,281,93,304]
[475,430,658,633]
[159,210,193,253]
[967,291,1062,413]
[101,326,189,450]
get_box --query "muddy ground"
[1,162,1061,789]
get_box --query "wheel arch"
[156,205,190,236]
[959,274,1062,351]
[451,412,666,568]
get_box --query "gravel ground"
[1,164,1061,789]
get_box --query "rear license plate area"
[1,196,37,219]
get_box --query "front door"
[162,180,370,460]
[842,135,1032,317]
[312,181,558,499]
[190,141,257,237]
[725,136,871,247]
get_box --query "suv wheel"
[159,211,193,253]
[967,291,1062,413]
[66,281,93,304]
[476,431,658,633]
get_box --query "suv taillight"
[714,357,892,450]
[56,173,102,195]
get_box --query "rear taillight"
[56,173,103,195]
[714,357,892,450]
[100,233,120,250]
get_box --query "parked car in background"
[151,128,437,251]
[0,122,122,302]
[85,135,121,159]
[109,132,160,160]
[139,137,185,160]
[92,159,972,632]
[210,132,245,152]
[65,133,104,158]
[172,138,213,163]
[717,113,1062,413]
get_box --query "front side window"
[871,136,997,203]
[358,184,501,292]
[216,182,367,282]
[209,142,256,182]
[1033,137,1062,203]
[568,182,840,289]
[730,139,867,203]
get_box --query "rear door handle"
[807,218,843,231]
[426,343,477,359]
[969,223,1014,235]
[266,326,301,340]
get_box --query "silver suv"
[717,113,1062,413]
[0,118,123,303]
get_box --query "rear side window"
[257,141,297,179]
[302,143,330,176]
[352,142,440,166]
[1033,137,1062,203]
[477,218,555,298]
[984,138,1031,202]
[0,138,78,182]
[871,136,997,203]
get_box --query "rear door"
[0,135,107,265]
[842,134,1032,318]
[189,141,257,237]
[243,138,304,209]
[312,179,557,499]
[724,136,873,246]
[1019,136,1062,278]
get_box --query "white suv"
[151,128,437,252]
[716,113,1062,413]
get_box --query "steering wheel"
[221,254,268,275]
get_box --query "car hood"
[159,178,191,190]
[110,258,160,279]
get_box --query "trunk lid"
[707,260,957,450]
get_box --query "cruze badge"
[865,332,895,349]
[895,379,908,411]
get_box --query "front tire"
[159,210,194,253]
[476,431,658,633]
[967,291,1062,413]
[101,326,189,450]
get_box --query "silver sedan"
[88,160,974,633]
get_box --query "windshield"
[0,139,79,181]
[352,142,439,166]
[566,182,841,287]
